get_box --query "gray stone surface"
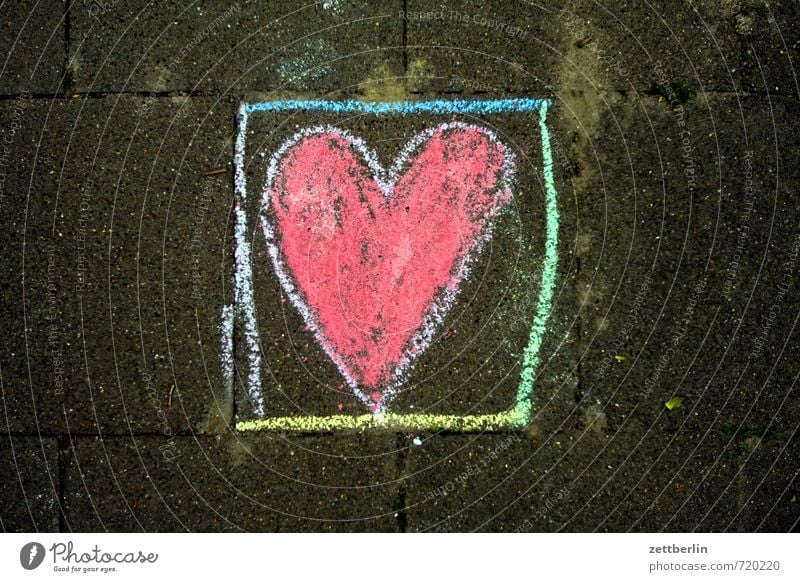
[0,0,65,94]
[63,434,401,531]
[563,0,743,93]
[69,0,404,93]
[405,0,566,95]
[0,0,797,533]
[0,437,60,532]
[737,0,800,95]
[567,91,799,531]
[0,95,234,435]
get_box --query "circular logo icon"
[20,542,45,570]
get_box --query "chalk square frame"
[227,99,559,432]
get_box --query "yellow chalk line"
[236,409,525,432]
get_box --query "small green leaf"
[665,396,685,410]
[791,495,797,504]
[615,355,626,362]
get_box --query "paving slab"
[400,412,790,531]
[402,433,571,532]
[0,0,65,94]
[0,95,234,434]
[63,434,401,531]
[69,0,404,93]
[728,435,800,532]
[566,89,799,531]
[405,0,565,94]
[563,0,743,93]
[1,96,76,434]
[735,0,800,95]
[405,1,744,97]
[0,436,60,532]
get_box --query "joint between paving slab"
[575,258,584,405]
[402,0,408,72]
[56,435,71,532]
[393,433,409,532]
[6,430,205,438]
[64,0,70,58]
[0,88,787,103]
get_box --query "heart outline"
[260,122,517,412]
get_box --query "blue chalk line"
[244,98,550,116]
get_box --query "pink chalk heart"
[261,122,515,411]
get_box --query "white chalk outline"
[231,107,265,416]
[219,303,234,394]
[259,123,516,413]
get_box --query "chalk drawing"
[322,0,344,11]
[220,304,234,395]
[232,107,264,415]
[227,99,558,432]
[262,123,515,412]
[243,98,548,116]
[276,39,337,88]
[514,100,559,425]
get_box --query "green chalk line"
[512,102,560,426]
[236,410,521,432]
[236,106,559,433]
